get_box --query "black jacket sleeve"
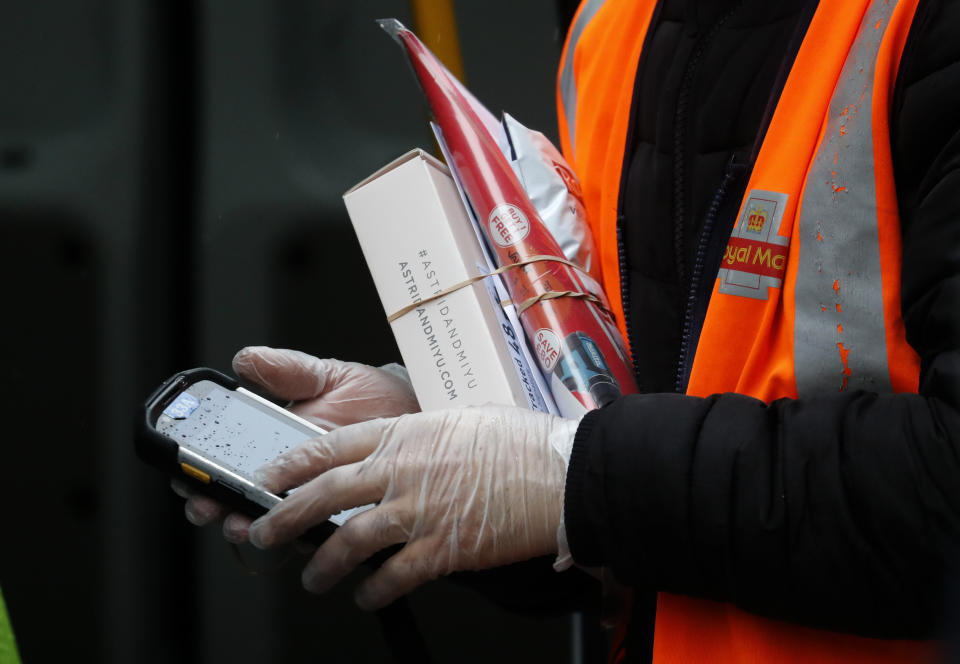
[564,0,960,639]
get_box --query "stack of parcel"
[343,20,638,418]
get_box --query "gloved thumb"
[232,346,337,401]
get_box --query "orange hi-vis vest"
[558,0,936,662]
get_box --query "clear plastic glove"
[176,346,421,539]
[246,406,579,610]
[232,346,420,429]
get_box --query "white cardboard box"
[344,149,546,412]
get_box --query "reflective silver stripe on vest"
[794,0,898,397]
[559,0,607,157]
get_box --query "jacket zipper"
[614,2,664,392]
[670,3,744,394]
[616,220,642,383]
[672,0,818,393]
[615,2,742,392]
[674,157,741,392]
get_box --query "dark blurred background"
[0,1,591,662]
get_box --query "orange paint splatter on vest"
[837,342,853,391]
[829,170,848,195]
[833,279,840,293]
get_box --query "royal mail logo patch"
[746,203,768,232]
[718,190,790,300]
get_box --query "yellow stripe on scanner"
[180,462,211,484]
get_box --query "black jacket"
[562,0,960,654]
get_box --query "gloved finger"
[286,364,420,430]
[254,418,387,492]
[287,392,395,431]
[285,405,339,432]
[185,493,228,526]
[301,505,410,594]
[353,538,441,611]
[248,460,387,549]
[173,478,232,528]
[223,512,253,544]
[170,478,192,499]
[232,346,339,402]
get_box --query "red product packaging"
[380,19,637,414]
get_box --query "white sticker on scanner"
[164,392,200,420]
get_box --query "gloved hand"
[175,346,421,540]
[246,405,579,610]
[232,346,421,429]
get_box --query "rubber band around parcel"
[385,254,609,323]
